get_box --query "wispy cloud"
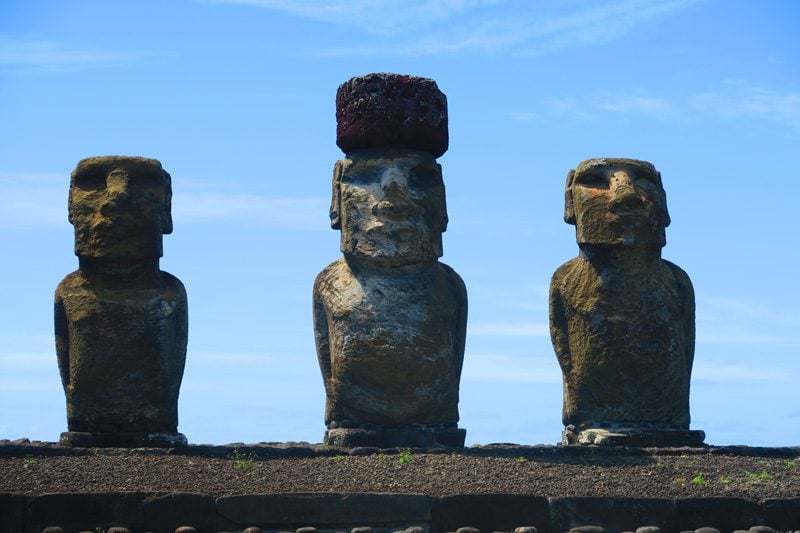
[470,321,549,336]
[596,96,674,117]
[695,295,800,344]
[174,192,329,230]
[0,35,134,71]
[515,82,800,128]
[206,0,500,36]
[690,81,800,128]
[0,172,329,231]
[462,352,561,383]
[207,0,698,56]
[693,360,795,382]
[0,172,66,228]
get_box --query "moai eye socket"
[408,164,442,188]
[342,164,379,186]
[74,170,107,191]
[575,172,607,189]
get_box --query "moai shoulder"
[55,156,188,448]
[314,73,468,448]
[549,158,703,447]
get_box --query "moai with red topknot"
[550,158,704,446]
[55,156,188,447]
[314,73,468,448]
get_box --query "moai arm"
[667,261,696,370]
[549,269,572,375]
[54,285,70,392]
[312,275,333,395]
[445,264,468,380]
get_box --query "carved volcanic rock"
[336,73,448,157]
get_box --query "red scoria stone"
[336,72,448,158]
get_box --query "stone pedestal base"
[59,431,187,448]
[324,425,466,448]
[562,426,705,447]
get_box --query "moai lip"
[55,156,188,448]
[336,73,449,158]
[315,74,467,448]
[549,158,704,447]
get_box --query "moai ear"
[329,160,343,229]
[564,169,577,225]
[658,170,671,228]
[439,163,449,232]
[161,170,174,234]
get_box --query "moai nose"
[105,171,131,200]
[609,171,640,211]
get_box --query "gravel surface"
[2,442,798,500]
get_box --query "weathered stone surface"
[336,73,448,158]
[315,75,467,448]
[550,158,702,446]
[550,497,675,533]
[55,156,188,448]
[761,498,800,530]
[325,426,466,448]
[676,498,765,531]
[215,493,431,527]
[430,494,551,533]
[25,492,216,533]
[0,492,25,533]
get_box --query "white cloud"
[0,35,133,70]
[205,0,500,36]
[463,352,561,383]
[469,321,549,336]
[691,83,800,128]
[518,82,800,128]
[207,0,699,56]
[693,360,794,382]
[0,172,66,228]
[596,96,674,117]
[0,171,329,231]
[513,111,540,122]
[174,192,329,230]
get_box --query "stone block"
[0,492,24,533]
[25,492,215,533]
[549,497,676,533]
[336,73,448,157]
[215,493,431,529]
[430,494,551,533]
[675,498,765,531]
[761,498,800,530]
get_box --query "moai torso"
[55,270,187,434]
[314,74,467,447]
[315,258,465,426]
[55,156,188,447]
[549,158,703,446]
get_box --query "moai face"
[564,158,670,247]
[69,156,172,260]
[331,149,447,264]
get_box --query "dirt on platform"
[1,442,798,500]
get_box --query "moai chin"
[314,73,468,448]
[549,158,704,446]
[55,156,188,447]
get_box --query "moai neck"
[343,253,438,276]
[78,257,162,287]
[579,244,663,275]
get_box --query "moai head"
[68,156,172,260]
[330,73,449,264]
[564,158,670,248]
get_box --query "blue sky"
[1,0,798,447]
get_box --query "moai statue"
[314,73,468,448]
[55,156,188,447]
[549,158,705,446]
